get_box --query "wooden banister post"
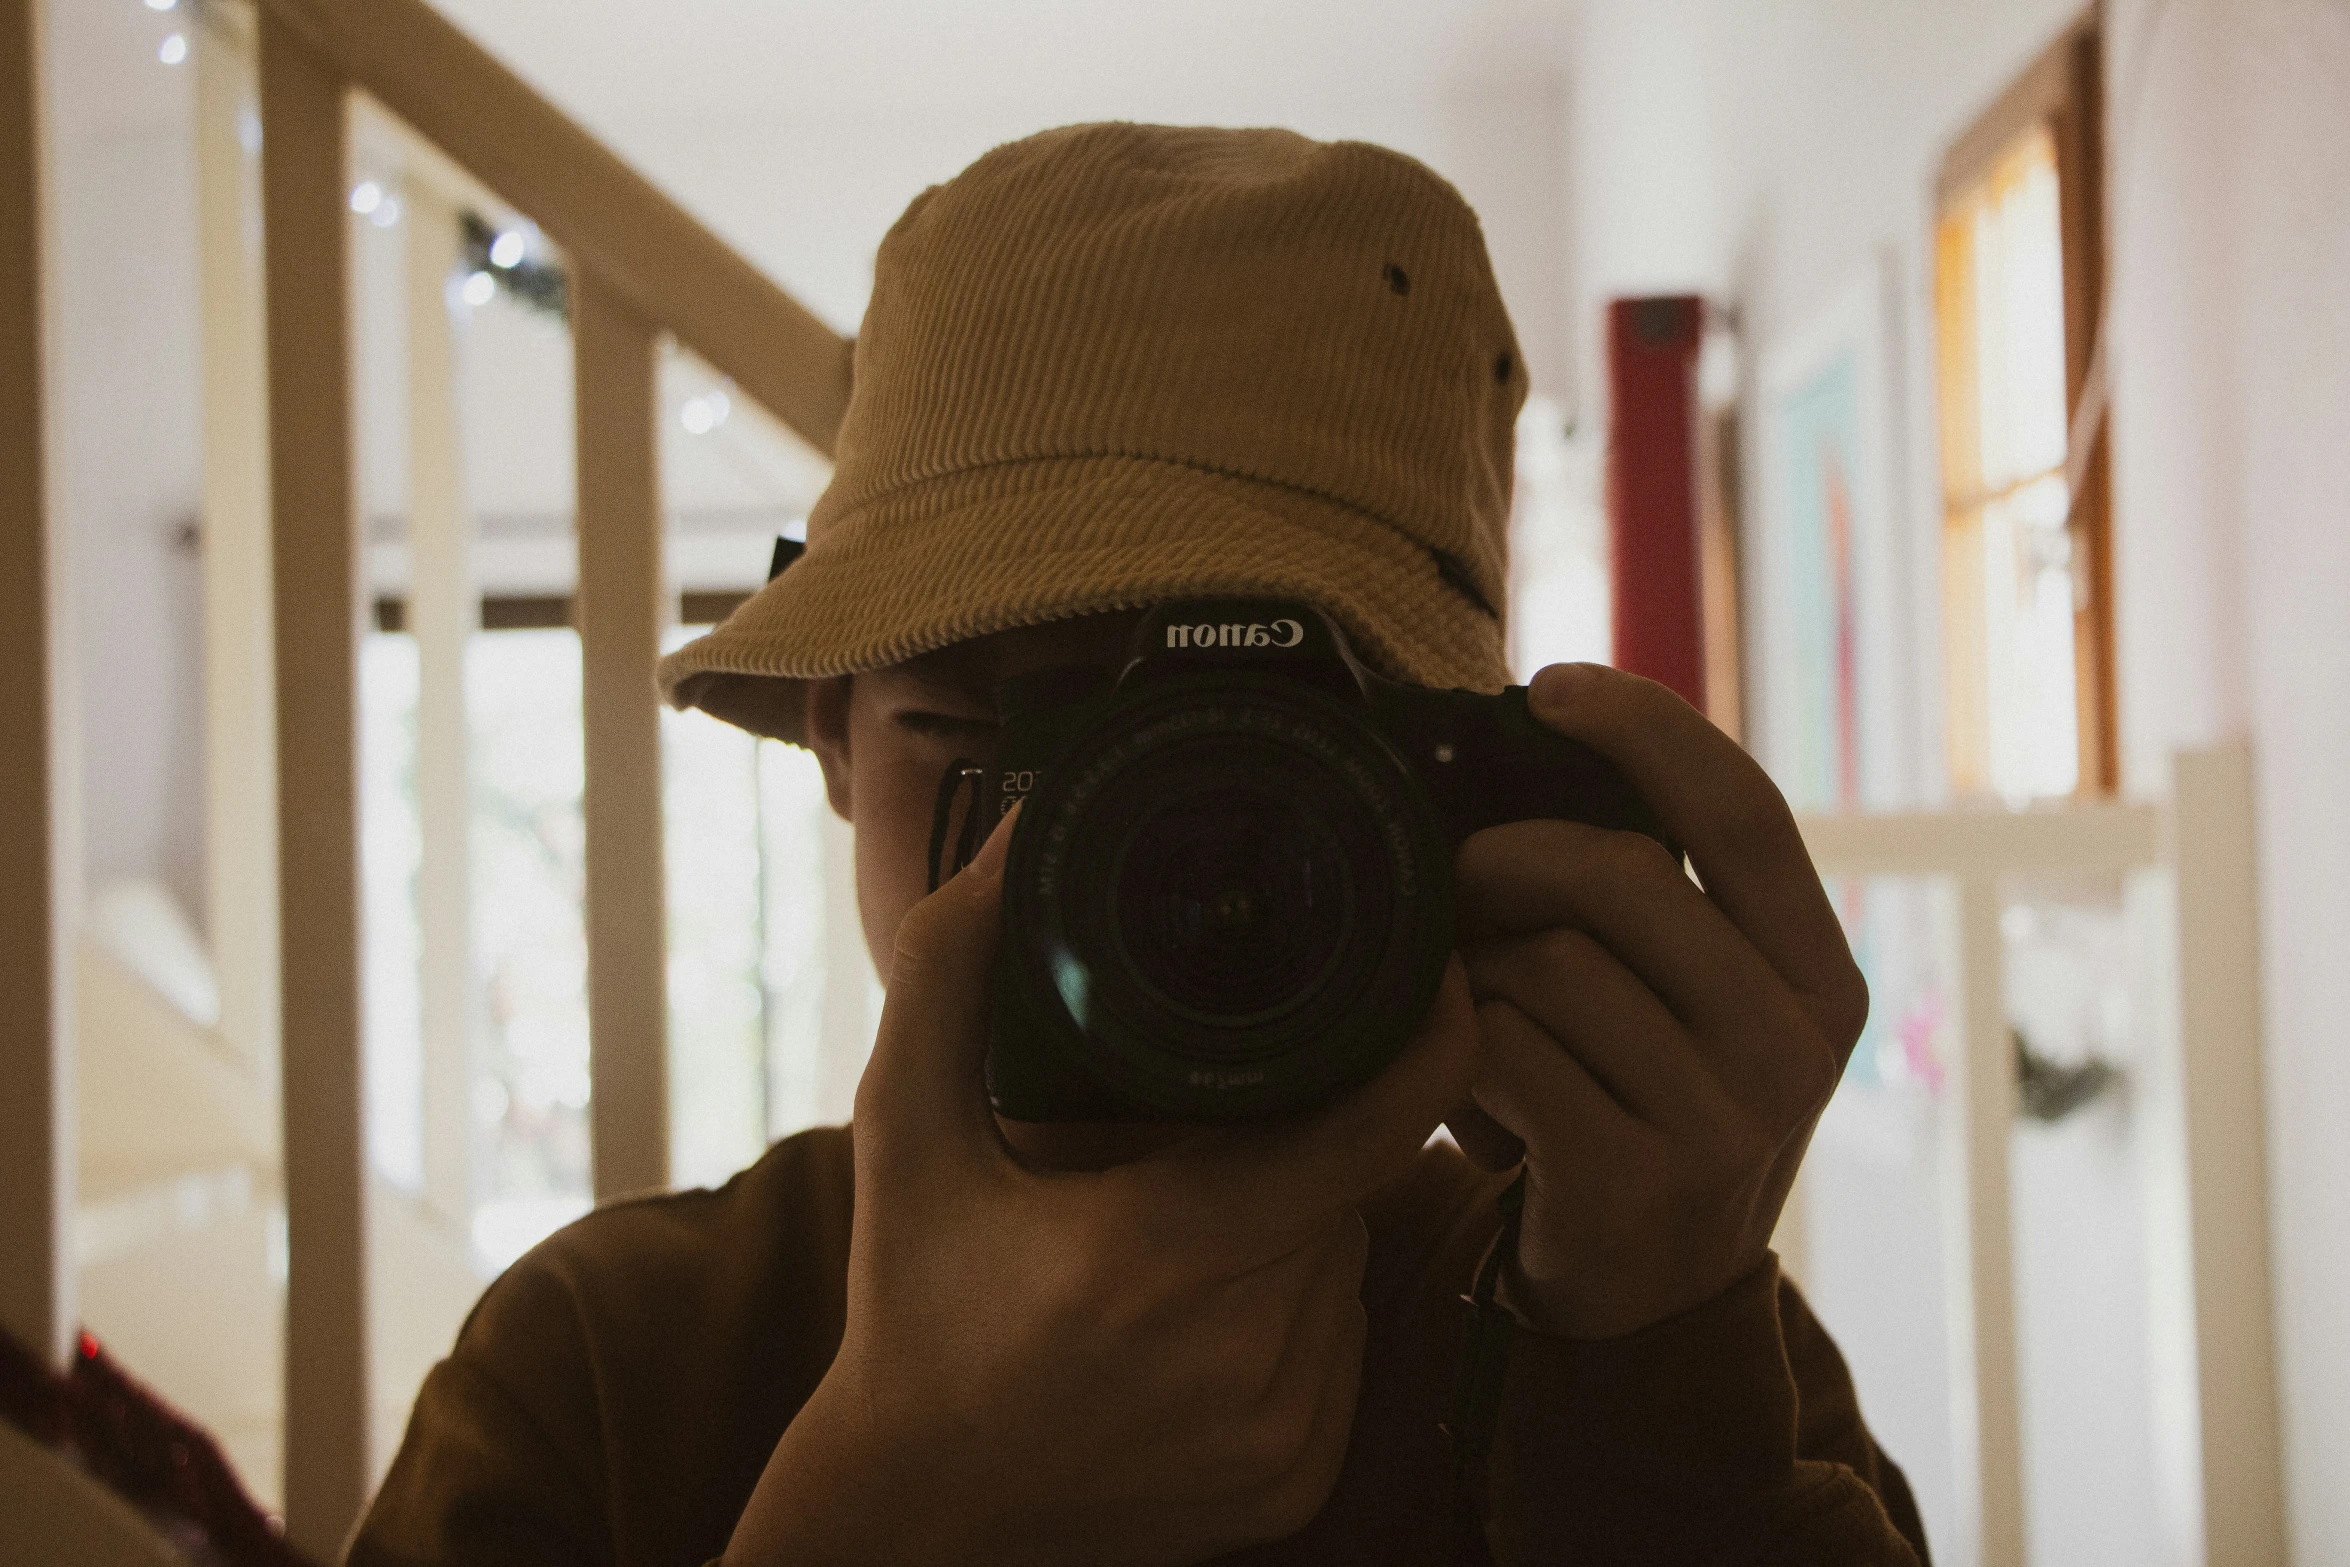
[573,271,671,1203]
[1946,876,2025,1567]
[196,14,282,1088]
[406,181,478,1231]
[0,0,76,1373]
[2168,743,2287,1566]
[255,0,851,455]
[258,13,372,1548]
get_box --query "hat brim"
[658,454,1510,746]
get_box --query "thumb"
[852,803,1020,1175]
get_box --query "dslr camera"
[974,598,1670,1124]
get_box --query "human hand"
[1445,663,1868,1341]
[726,808,1482,1567]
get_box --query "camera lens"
[1110,778,1356,1035]
[1003,675,1452,1120]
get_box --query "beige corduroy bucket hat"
[658,121,1526,743]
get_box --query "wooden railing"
[1795,745,2285,1567]
[0,0,70,1394]
[248,0,850,1547]
[6,0,851,1553]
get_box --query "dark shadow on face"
[801,610,1198,1168]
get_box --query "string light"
[679,389,731,435]
[349,180,384,216]
[158,32,188,64]
[460,270,497,308]
[489,229,527,269]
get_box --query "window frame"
[1935,7,2116,797]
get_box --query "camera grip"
[1388,684,1677,856]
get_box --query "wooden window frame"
[1936,6,2116,796]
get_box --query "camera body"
[982,598,1670,1124]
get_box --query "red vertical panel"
[1607,296,1706,709]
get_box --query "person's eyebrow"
[889,657,997,712]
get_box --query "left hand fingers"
[1457,820,1837,1120]
[1523,663,1869,1050]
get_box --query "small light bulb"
[158,32,188,65]
[680,397,716,436]
[369,195,402,228]
[144,0,178,12]
[460,270,497,308]
[348,180,383,216]
[489,230,527,269]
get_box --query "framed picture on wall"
[1751,262,1947,1100]
[1750,265,1907,815]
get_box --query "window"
[1935,12,2113,800]
[361,605,876,1274]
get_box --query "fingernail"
[971,799,1021,875]
[1529,662,1598,717]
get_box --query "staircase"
[2,0,850,1554]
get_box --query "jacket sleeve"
[1482,1255,1930,1567]
[344,1258,615,1567]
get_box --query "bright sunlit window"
[361,619,871,1274]
[1934,23,2113,802]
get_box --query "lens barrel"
[1002,674,1454,1121]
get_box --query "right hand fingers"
[853,804,1020,1178]
[1121,958,1481,1257]
[1523,663,1869,1049]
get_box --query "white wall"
[1558,4,2235,1564]
[2104,1,2350,1557]
[1565,0,2350,1559]
[46,0,208,923]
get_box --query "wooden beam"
[2169,744,2287,1566]
[258,14,371,1549]
[2053,21,2118,797]
[574,272,670,1203]
[1946,878,2026,1567]
[254,0,851,456]
[196,16,282,1085]
[1936,7,2092,203]
[0,0,73,1372]
[406,180,478,1230]
[817,811,873,1128]
[1797,797,2159,880]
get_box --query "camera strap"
[1443,1167,1527,1562]
[927,759,987,894]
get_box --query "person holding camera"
[352,123,1929,1567]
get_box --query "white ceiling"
[428,0,1576,133]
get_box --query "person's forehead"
[889,610,1146,697]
